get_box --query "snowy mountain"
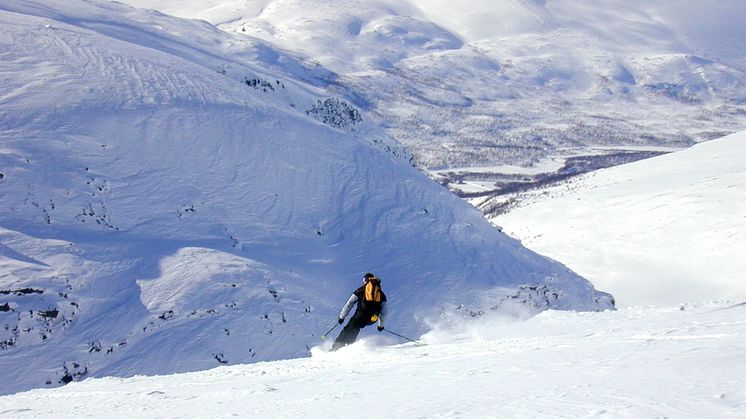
[1,301,745,418]
[0,0,612,395]
[121,0,746,192]
[486,130,746,307]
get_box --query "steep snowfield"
[121,0,746,171]
[490,131,746,307]
[0,0,612,395]
[1,302,744,418]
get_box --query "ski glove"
[338,318,344,324]
[377,325,384,332]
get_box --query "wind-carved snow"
[0,0,612,395]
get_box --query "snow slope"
[489,131,746,307]
[121,0,746,171]
[1,302,744,418]
[0,0,612,395]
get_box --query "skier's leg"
[345,310,370,343]
[332,323,357,350]
[331,310,366,350]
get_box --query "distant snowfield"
[1,302,744,418]
[431,158,566,177]
[121,0,746,172]
[491,131,746,307]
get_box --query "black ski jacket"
[338,285,387,327]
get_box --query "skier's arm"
[338,293,358,321]
[377,302,387,329]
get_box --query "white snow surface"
[1,302,745,418]
[0,0,612,395]
[492,131,746,307]
[120,0,746,169]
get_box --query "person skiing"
[331,273,387,351]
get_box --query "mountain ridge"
[120,0,746,173]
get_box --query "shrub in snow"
[306,98,363,129]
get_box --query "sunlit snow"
[1,303,744,418]
[0,1,744,417]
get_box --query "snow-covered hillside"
[0,0,612,395]
[122,0,746,183]
[487,131,746,307]
[1,302,744,418]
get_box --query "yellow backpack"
[364,278,382,303]
[361,277,383,317]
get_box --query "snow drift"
[491,131,746,306]
[0,0,612,395]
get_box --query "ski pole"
[385,329,426,346]
[320,323,339,340]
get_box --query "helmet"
[363,272,375,283]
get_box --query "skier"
[331,273,387,351]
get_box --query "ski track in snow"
[1,303,745,418]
